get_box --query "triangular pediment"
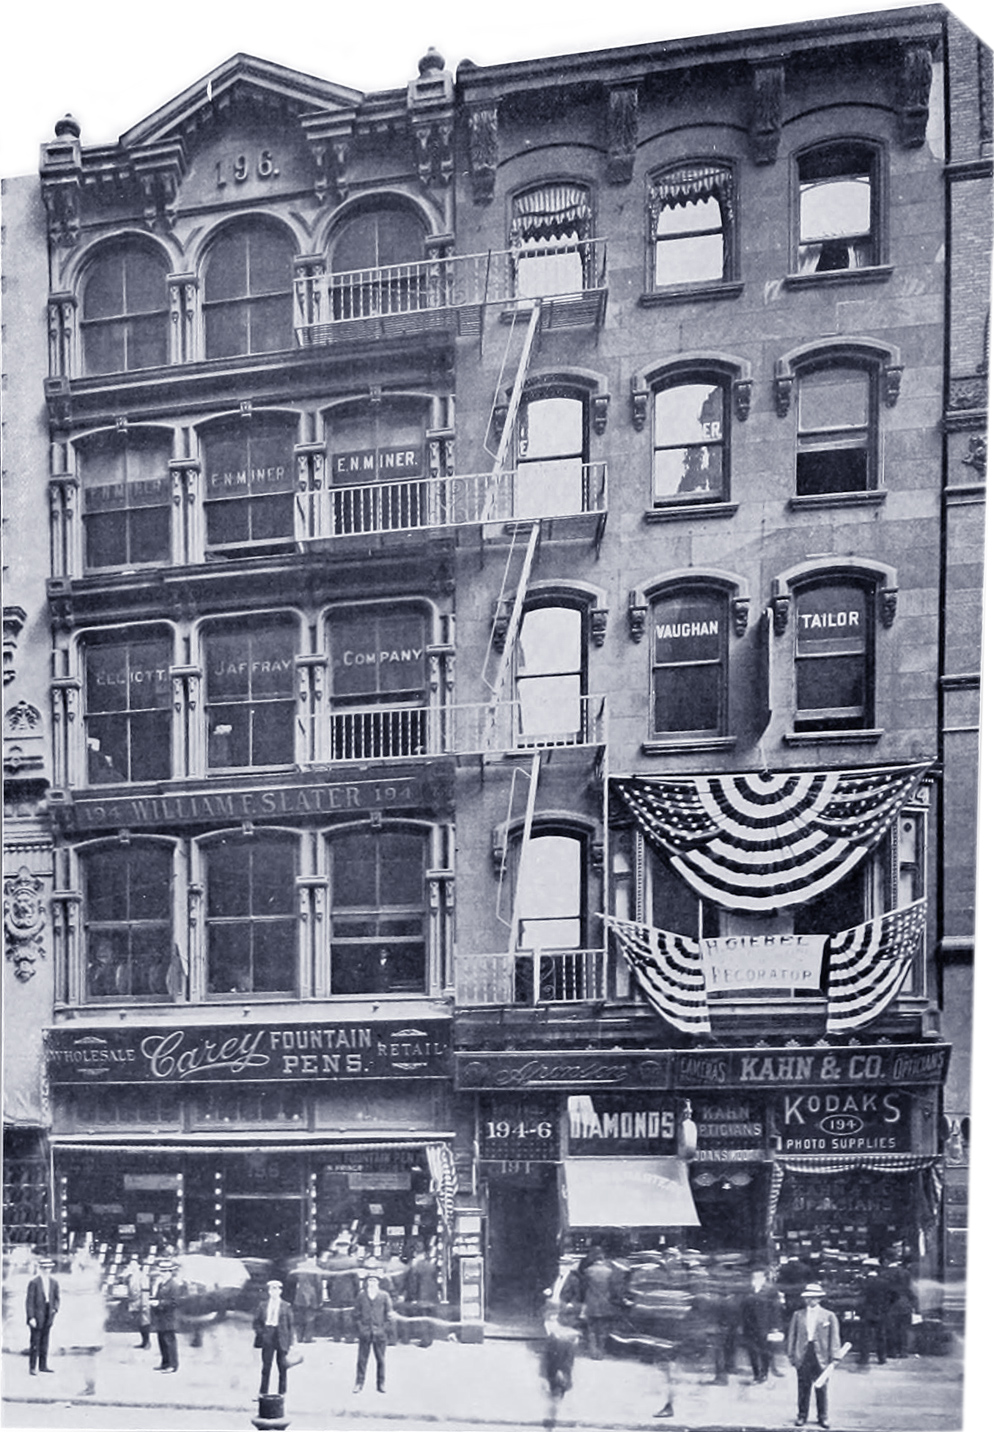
[120,53,365,151]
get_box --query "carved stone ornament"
[3,606,26,686]
[590,608,609,647]
[880,587,898,628]
[897,42,934,148]
[732,597,750,638]
[883,365,904,408]
[628,591,648,643]
[772,595,791,636]
[774,374,794,419]
[631,379,649,432]
[592,394,610,436]
[606,85,639,185]
[733,379,753,422]
[4,867,46,982]
[963,435,987,478]
[749,62,784,166]
[468,105,499,204]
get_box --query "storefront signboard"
[45,1019,452,1084]
[456,1051,670,1089]
[478,1095,560,1161]
[777,1087,914,1154]
[673,1043,949,1090]
[702,934,824,993]
[565,1093,678,1156]
[692,1097,765,1162]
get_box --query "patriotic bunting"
[602,914,711,1034]
[824,899,926,1033]
[612,764,930,913]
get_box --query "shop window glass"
[794,579,872,730]
[797,142,878,273]
[84,629,172,784]
[327,605,429,759]
[653,378,729,504]
[510,184,592,297]
[203,222,295,358]
[330,208,427,318]
[328,399,428,533]
[79,430,172,569]
[205,615,297,769]
[205,834,298,995]
[81,243,170,375]
[650,164,732,287]
[516,606,584,743]
[202,415,297,548]
[328,829,427,994]
[82,843,174,999]
[796,365,873,495]
[515,394,586,517]
[650,589,727,737]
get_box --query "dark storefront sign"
[673,1044,949,1090]
[565,1093,677,1157]
[46,1019,451,1085]
[777,1087,914,1155]
[63,768,445,831]
[478,1095,560,1161]
[457,1051,669,1089]
[692,1096,766,1163]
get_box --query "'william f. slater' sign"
[45,1019,451,1084]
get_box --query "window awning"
[563,1157,699,1228]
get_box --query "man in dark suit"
[741,1267,784,1384]
[252,1279,295,1396]
[353,1272,394,1394]
[150,1259,182,1372]
[786,1282,842,1430]
[25,1255,60,1374]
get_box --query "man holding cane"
[786,1282,843,1429]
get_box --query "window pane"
[124,251,168,313]
[129,709,172,782]
[518,835,581,924]
[248,231,294,295]
[85,512,126,569]
[333,215,379,272]
[653,593,723,663]
[87,715,129,783]
[796,448,867,495]
[84,258,125,319]
[379,831,424,905]
[800,177,872,242]
[127,314,168,370]
[516,457,584,517]
[521,397,583,458]
[655,232,725,286]
[204,230,247,302]
[653,662,720,733]
[653,444,724,501]
[796,585,868,654]
[516,248,584,298]
[252,921,296,992]
[655,383,725,447]
[656,196,722,237]
[331,832,377,906]
[374,210,426,266]
[82,323,124,377]
[129,507,171,565]
[207,841,250,917]
[131,925,173,996]
[518,673,581,738]
[204,304,248,360]
[85,849,128,921]
[207,923,249,994]
[519,607,581,676]
[251,701,295,766]
[798,368,869,431]
[797,653,865,712]
[249,293,294,354]
[129,846,173,919]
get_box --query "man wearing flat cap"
[25,1255,60,1375]
[786,1282,841,1429]
[252,1278,295,1397]
[353,1271,394,1394]
[150,1259,182,1372]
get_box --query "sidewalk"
[2,1317,965,1431]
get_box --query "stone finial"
[418,47,446,76]
[54,114,81,139]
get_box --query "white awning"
[563,1157,700,1228]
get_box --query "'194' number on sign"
[216,152,279,187]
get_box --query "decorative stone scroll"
[4,867,46,982]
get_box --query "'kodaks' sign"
[778,1088,914,1154]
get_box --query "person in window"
[88,938,128,997]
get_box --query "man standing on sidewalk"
[253,1279,295,1397]
[786,1282,841,1429]
[25,1254,60,1375]
[742,1267,784,1384]
[353,1272,393,1394]
[150,1259,181,1373]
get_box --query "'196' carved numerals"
[216,151,279,187]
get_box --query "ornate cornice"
[467,104,499,205]
[749,62,784,166]
[606,84,639,185]
[897,40,934,149]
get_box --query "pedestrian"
[353,1271,393,1394]
[25,1254,60,1375]
[580,1248,615,1359]
[539,1293,579,1429]
[324,1235,361,1342]
[883,1259,916,1357]
[291,1264,320,1344]
[711,1269,742,1384]
[150,1258,182,1372]
[856,1259,889,1365]
[125,1255,152,1349]
[405,1243,441,1347]
[786,1282,842,1430]
[741,1267,783,1383]
[253,1278,295,1397]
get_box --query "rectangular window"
[516,606,584,744]
[653,381,728,504]
[328,402,428,535]
[797,143,878,273]
[796,366,872,495]
[328,830,426,994]
[328,606,428,759]
[651,165,731,288]
[651,591,726,736]
[80,433,172,569]
[205,616,297,769]
[515,395,586,518]
[84,631,172,784]
[795,582,871,729]
[202,421,297,547]
[205,836,297,995]
[82,844,174,1000]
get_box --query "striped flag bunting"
[425,1142,457,1230]
[824,898,926,1032]
[612,764,930,913]
[602,914,711,1035]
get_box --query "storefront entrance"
[225,1196,304,1261]
[486,1166,560,1319]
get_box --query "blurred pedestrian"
[581,1248,615,1359]
[150,1258,181,1372]
[291,1263,321,1344]
[786,1282,841,1430]
[857,1260,889,1366]
[324,1235,361,1342]
[253,1278,295,1397]
[741,1267,783,1383]
[353,1272,393,1394]
[540,1292,579,1429]
[883,1259,916,1357]
[125,1255,152,1349]
[25,1254,60,1375]
[405,1243,441,1347]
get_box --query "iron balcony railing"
[325,694,607,763]
[313,463,607,538]
[455,947,609,1006]
[294,239,608,343]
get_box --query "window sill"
[639,282,744,307]
[783,265,893,289]
[644,502,738,523]
[642,736,737,754]
[783,728,883,746]
[788,490,886,511]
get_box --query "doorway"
[225,1196,304,1261]
[486,1166,560,1320]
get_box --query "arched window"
[80,242,169,375]
[327,827,428,994]
[510,184,593,296]
[795,362,874,494]
[653,375,730,505]
[330,207,427,319]
[796,141,882,273]
[81,842,174,1000]
[83,627,172,784]
[515,605,585,744]
[514,391,587,517]
[794,576,874,730]
[649,163,733,288]
[204,832,298,996]
[78,429,172,569]
[201,413,298,548]
[511,828,594,1002]
[650,587,728,737]
[203,221,295,358]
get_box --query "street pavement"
[1,1316,966,1432]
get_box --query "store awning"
[563,1157,700,1228]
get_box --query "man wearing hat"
[25,1254,60,1374]
[324,1236,361,1342]
[353,1271,394,1394]
[786,1282,841,1429]
[149,1259,182,1372]
[252,1279,295,1396]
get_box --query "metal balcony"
[455,947,609,1006]
[293,239,608,346]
